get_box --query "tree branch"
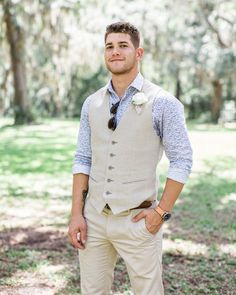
[198,0,230,48]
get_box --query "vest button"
[110,153,115,157]
[106,191,112,195]
[111,141,118,145]
[108,166,114,170]
[107,179,113,182]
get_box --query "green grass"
[0,119,236,294]
[0,120,75,175]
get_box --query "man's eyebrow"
[105,41,129,46]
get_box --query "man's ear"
[136,47,144,60]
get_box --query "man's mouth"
[110,59,124,62]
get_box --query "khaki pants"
[79,197,164,295]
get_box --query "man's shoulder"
[82,84,108,108]
[143,79,167,99]
[144,79,182,104]
[89,84,108,100]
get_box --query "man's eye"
[106,46,113,49]
[120,44,128,48]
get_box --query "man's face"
[104,33,142,75]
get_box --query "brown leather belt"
[105,200,152,211]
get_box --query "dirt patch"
[167,207,236,246]
[162,253,236,294]
[0,227,67,251]
[0,285,55,295]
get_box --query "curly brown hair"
[104,22,140,48]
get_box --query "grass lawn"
[0,118,235,295]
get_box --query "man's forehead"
[105,33,132,44]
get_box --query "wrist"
[154,206,172,221]
[70,208,84,218]
[70,214,84,223]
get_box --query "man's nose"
[112,47,120,56]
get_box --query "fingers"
[80,227,87,246]
[132,209,146,222]
[68,232,84,249]
[132,209,163,234]
[68,216,87,249]
[146,222,162,234]
[68,227,87,250]
[71,231,85,249]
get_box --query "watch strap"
[154,206,166,218]
[154,206,171,220]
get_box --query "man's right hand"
[68,215,87,249]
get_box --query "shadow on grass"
[0,124,15,131]
[0,226,130,295]
[0,226,80,294]
[162,252,236,294]
[0,227,66,252]
[1,122,236,294]
[1,230,235,295]
[167,172,236,245]
[0,120,77,175]
[0,142,74,174]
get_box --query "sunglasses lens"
[110,105,117,114]
[108,101,120,131]
[108,117,116,130]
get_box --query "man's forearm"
[157,178,184,212]
[71,173,89,217]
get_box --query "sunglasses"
[108,101,120,130]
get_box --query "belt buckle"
[102,206,131,216]
[119,209,131,216]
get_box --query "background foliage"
[0,0,236,124]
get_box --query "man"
[68,21,192,295]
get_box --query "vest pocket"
[122,178,146,184]
[89,175,97,182]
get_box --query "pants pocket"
[128,209,153,238]
[140,217,155,236]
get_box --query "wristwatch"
[154,206,171,221]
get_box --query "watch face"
[163,212,171,221]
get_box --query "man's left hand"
[132,208,163,234]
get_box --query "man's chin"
[108,68,130,75]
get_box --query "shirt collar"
[107,72,144,95]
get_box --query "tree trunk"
[211,80,222,123]
[3,1,33,125]
[226,77,232,101]
[175,77,181,100]
[0,69,10,116]
[175,68,181,100]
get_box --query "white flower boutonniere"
[131,92,148,114]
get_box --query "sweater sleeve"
[72,96,92,175]
[152,93,193,183]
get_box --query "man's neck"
[111,70,139,98]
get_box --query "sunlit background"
[0,0,235,124]
[0,0,236,294]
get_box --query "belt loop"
[102,207,110,216]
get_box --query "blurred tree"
[2,0,33,124]
[198,0,236,122]
[0,0,235,123]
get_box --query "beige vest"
[88,79,164,214]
